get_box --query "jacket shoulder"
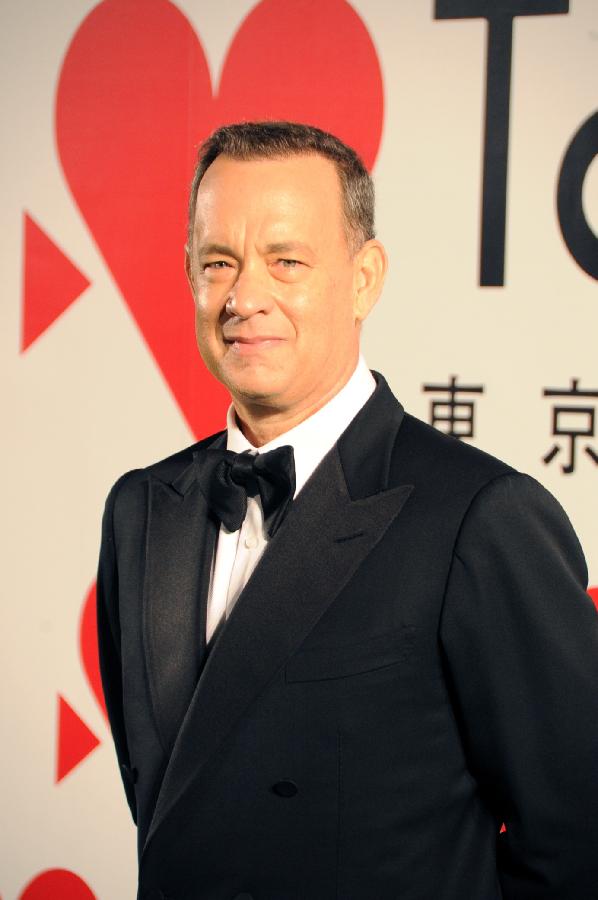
[393,411,588,575]
[393,411,516,490]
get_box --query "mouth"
[224,336,285,355]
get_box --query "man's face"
[186,152,375,417]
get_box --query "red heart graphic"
[19,869,95,900]
[55,0,384,438]
[79,582,107,721]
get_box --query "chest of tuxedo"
[112,426,500,868]
[130,496,499,900]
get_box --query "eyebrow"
[263,241,314,257]
[196,240,315,259]
[195,242,239,259]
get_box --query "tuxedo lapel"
[142,374,414,855]
[143,434,224,754]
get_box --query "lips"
[224,335,285,355]
[225,336,282,343]
[224,334,283,346]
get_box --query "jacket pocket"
[285,625,418,683]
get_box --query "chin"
[230,381,283,405]
[223,364,288,403]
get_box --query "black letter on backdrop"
[557,111,598,282]
[435,1,569,286]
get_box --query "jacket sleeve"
[439,471,598,899]
[96,472,138,825]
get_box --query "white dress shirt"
[205,355,376,643]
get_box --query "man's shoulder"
[392,410,517,491]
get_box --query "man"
[97,121,598,900]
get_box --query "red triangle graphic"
[588,587,598,611]
[21,213,90,351]
[56,694,100,783]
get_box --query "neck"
[231,358,359,447]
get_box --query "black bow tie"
[193,444,296,537]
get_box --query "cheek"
[194,291,222,336]
[194,304,208,339]
[294,280,354,340]
[194,313,220,366]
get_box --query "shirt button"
[244,534,258,549]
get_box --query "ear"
[352,239,388,324]
[184,244,195,295]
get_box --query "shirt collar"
[225,354,376,497]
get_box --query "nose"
[225,263,273,319]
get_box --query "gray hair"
[187,121,375,255]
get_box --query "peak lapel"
[143,374,414,854]
[143,435,224,754]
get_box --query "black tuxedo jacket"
[97,372,598,900]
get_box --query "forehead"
[193,153,345,239]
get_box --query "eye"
[270,257,306,281]
[199,259,236,281]
[278,258,300,268]
[202,260,232,270]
